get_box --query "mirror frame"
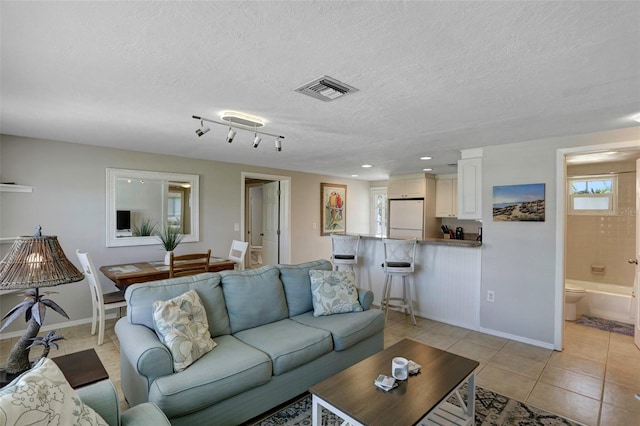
[106,168,200,247]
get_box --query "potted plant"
[156,225,184,265]
[132,218,157,237]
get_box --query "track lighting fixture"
[253,134,262,148]
[195,120,210,137]
[226,128,236,143]
[192,114,285,152]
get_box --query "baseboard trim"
[477,326,555,350]
[0,313,119,340]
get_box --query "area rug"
[575,315,634,336]
[250,385,581,426]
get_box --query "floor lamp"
[0,226,83,380]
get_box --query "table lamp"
[0,226,83,377]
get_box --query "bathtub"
[567,279,635,325]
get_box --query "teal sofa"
[115,260,385,425]
[77,380,170,426]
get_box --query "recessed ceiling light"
[351,174,358,177]
[420,156,432,160]
[423,168,432,171]
[361,164,373,168]
[632,113,640,123]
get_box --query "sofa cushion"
[278,259,333,316]
[153,289,217,372]
[291,309,385,351]
[0,357,108,426]
[127,273,231,338]
[220,266,288,333]
[234,319,333,375]
[309,270,363,316]
[149,335,272,418]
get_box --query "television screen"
[116,210,131,231]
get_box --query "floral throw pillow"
[153,289,217,372]
[309,270,363,316]
[0,357,108,426]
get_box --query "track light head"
[275,138,282,152]
[226,128,236,143]
[195,120,210,137]
[253,134,262,148]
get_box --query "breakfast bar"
[355,235,482,330]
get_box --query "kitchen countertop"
[354,234,482,248]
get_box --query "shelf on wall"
[0,237,17,244]
[0,184,33,193]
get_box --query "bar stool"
[380,238,417,325]
[330,234,360,272]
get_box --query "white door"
[262,181,280,265]
[634,158,639,349]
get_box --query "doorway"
[555,142,640,350]
[241,172,291,267]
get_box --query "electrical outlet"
[487,291,495,302]
[313,222,317,230]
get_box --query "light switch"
[234,223,240,231]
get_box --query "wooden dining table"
[100,258,235,289]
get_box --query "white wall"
[0,134,371,335]
[480,127,640,346]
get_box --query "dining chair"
[228,240,249,270]
[76,250,127,345]
[169,249,211,278]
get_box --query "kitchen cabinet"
[387,177,425,199]
[435,177,457,218]
[457,157,482,220]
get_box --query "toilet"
[564,284,586,321]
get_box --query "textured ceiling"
[1,1,639,180]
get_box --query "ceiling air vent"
[294,75,358,102]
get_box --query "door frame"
[241,172,291,265]
[554,139,640,350]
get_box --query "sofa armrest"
[115,318,173,382]
[76,380,120,426]
[358,288,374,310]
[121,402,171,426]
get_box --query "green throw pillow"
[309,269,363,316]
[0,357,108,426]
[153,289,217,372]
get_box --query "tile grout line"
[596,330,611,426]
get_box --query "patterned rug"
[250,385,581,426]
[575,315,634,336]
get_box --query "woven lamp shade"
[0,235,84,290]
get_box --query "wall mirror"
[106,168,200,247]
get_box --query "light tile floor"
[1,312,639,425]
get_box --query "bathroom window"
[568,175,617,215]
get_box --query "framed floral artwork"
[320,183,346,235]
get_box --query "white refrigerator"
[389,199,424,239]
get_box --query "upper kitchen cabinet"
[457,150,482,220]
[435,175,457,218]
[387,176,426,199]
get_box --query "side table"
[53,348,109,389]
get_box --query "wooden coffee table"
[309,339,479,426]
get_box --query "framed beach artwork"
[493,183,545,222]
[320,183,347,235]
